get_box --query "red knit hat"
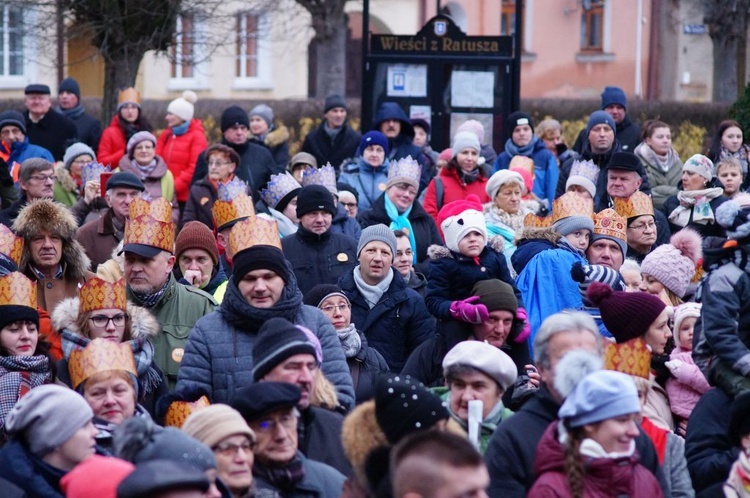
[587,282,666,343]
[175,221,219,265]
[437,194,487,253]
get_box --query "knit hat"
[64,142,96,170]
[167,90,197,122]
[303,283,349,308]
[566,159,599,199]
[296,184,336,218]
[586,110,616,135]
[410,118,430,135]
[24,83,50,95]
[116,460,209,498]
[249,104,274,128]
[231,382,301,422]
[105,172,145,192]
[324,94,347,113]
[716,193,750,239]
[0,110,26,134]
[457,120,485,143]
[5,384,93,456]
[486,169,525,200]
[337,182,359,202]
[357,224,397,258]
[126,131,157,158]
[673,302,701,341]
[175,221,219,266]
[58,77,81,101]
[182,404,256,448]
[451,131,481,158]
[469,281,516,318]
[506,111,534,135]
[558,370,640,428]
[682,154,714,182]
[252,317,318,381]
[607,151,644,175]
[601,86,627,110]
[437,194,487,253]
[358,130,389,156]
[552,216,595,237]
[221,105,250,132]
[232,245,290,284]
[374,373,449,444]
[571,261,625,306]
[60,455,134,498]
[443,341,517,391]
[639,228,702,298]
[587,282,666,344]
[438,148,452,162]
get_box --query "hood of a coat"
[51,296,160,340]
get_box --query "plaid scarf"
[0,355,50,434]
[130,279,170,309]
[254,454,305,492]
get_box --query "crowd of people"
[0,79,749,497]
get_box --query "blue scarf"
[504,135,538,158]
[384,194,417,263]
[172,121,190,136]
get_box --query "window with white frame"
[580,0,605,51]
[0,5,24,77]
[233,11,271,89]
[171,14,195,79]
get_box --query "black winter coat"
[24,109,78,161]
[282,226,358,296]
[348,333,390,403]
[302,121,361,170]
[338,269,436,371]
[67,111,102,151]
[298,406,352,476]
[181,176,216,230]
[0,439,66,497]
[573,114,642,153]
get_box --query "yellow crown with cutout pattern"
[0,272,36,308]
[523,212,553,228]
[593,208,627,242]
[228,216,282,258]
[165,396,211,428]
[613,191,654,219]
[604,338,651,379]
[79,277,127,313]
[124,197,175,253]
[0,224,23,266]
[212,193,256,232]
[552,192,594,223]
[68,338,137,389]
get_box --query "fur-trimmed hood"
[54,162,79,194]
[427,236,505,260]
[514,226,561,245]
[51,296,159,340]
[342,400,389,486]
[265,125,290,148]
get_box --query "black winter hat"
[58,77,81,101]
[232,382,302,422]
[221,105,250,133]
[303,283,349,308]
[324,94,347,113]
[337,182,359,201]
[506,111,534,135]
[0,110,26,134]
[296,185,336,218]
[607,151,644,175]
[232,245,289,285]
[251,318,318,381]
[24,84,50,95]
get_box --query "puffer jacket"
[98,115,149,168]
[422,164,490,219]
[665,346,710,420]
[0,136,53,166]
[494,138,558,209]
[176,268,355,410]
[0,439,66,497]
[339,157,390,211]
[156,118,208,203]
[634,142,682,210]
[250,125,290,169]
[330,203,361,240]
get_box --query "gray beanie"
[63,142,97,170]
[552,216,595,237]
[249,104,274,128]
[357,224,397,257]
[5,384,93,456]
[451,131,481,159]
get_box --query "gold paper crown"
[165,396,211,428]
[68,338,137,389]
[552,192,594,223]
[212,193,256,231]
[523,213,553,228]
[509,155,535,177]
[613,191,654,219]
[118,87,140,105]
[604,338,651,379]
[124,198,175,253]
[301,164,338,195]
[0,224,23,266]
[128,197,172,222]
[593,208,627,242]
[0,272,36,308]
[228,216,282,257]
[79,277,127,313]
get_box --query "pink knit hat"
[640,228,702,298]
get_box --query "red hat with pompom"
[437,194,487,253]
[587,282,666,343]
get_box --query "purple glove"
[514,307,531,343]
[450,296,489,324]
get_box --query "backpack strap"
[434,177,444,212]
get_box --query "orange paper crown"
[613,191,654,219]
[124,197,175,253]
[79,277,127,313]
[165,396,211,428]
[0,224,23,265]
[604,338,651,379]
[593,208,627,242]
[212,193,256,231]
[68,338,137,389]
[523,212,553,228]
[509,155,535,177]
[0,272,36,308]
[128,197,172,222]
[552,192,594,223]
[228,216,282,257]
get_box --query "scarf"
[220,276,302,332]
[636,142,679,174]
[323,122,342,139]
[131,158,159,180]
[119,116,143,142]
[336,324,362,358]
[459,167,480,184]
[720,145,750,177]
[486,204,525,232]
[59,104,85,120]
[668,187,724,227]
[61,329,163,396]
[384,194,417,263]
[0,355,51,434]
[504,136,537,158]
[352,266,393,309]
[130,278,171,309]
[557,236,588,259]
[171,121,190,137]
[726,450,750,498]
[253,455,305,492]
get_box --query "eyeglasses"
[341,202,358,209]
[89,314,127,327]
[213,440,256,456]
[321,304,351,313]
[254,413,297,434]
[29,174,57,182]
[208,160,233,167]
[629,221,656,231]
[393,183,417,196]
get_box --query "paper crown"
[552,192,594,223]
[165,396,211,428]
[301,164,338,195]
[523,212,553,228]
[0,224,23,266]
[228,216,282,257]
[124,197,175,253]
[0,272,36,308]
[118,87,140,105]
[79,277,127,313]
[509,155,534,177]
[212,178,255,231]
[68,338,137,389]
[387,156,422,184]
[569,159,599,184]
[81,162,110,186]
[604,338,651,379]
[260,172,301,209]
[613,191,654,219]
[593,208,627,241]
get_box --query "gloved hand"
[664,359,683,376]
[514,307,531,343]
[450,296,489,324]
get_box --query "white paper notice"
[451,71,495,108]
[387,64,427,97]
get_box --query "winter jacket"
[573,115,642,154]
[422,165,490,219]
[347,332,390,403]
[662,193,728,239]
[281,226,358,296]
[176,269,355,410]
[182,176,217,230]
[511,227,560,276]
[634,142,683,210]
[405,270,427,295]
[0,137,54,168]
[339,158,389,211]
[528,422,663,498]
[298,406,351,475]
[0,439,66,497]
[250,125,290,169]
[665,347,710,420]
[425,240,524,320]
[357,192,442,271]
[330,203,361,240]
[302,120,361,170]
[116,154,179,224]
[24,109,78,161]
[127,274,217,387]
[52,163,80,207]
[156,119,208,203]
[494,138,558,209]
[175,265,228,299]
[640,417,695,498]
[98,115,139,168]
[61,107,101,152]
[74,208,122,272]
[255,452,345,498]
[338,268,436,372]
